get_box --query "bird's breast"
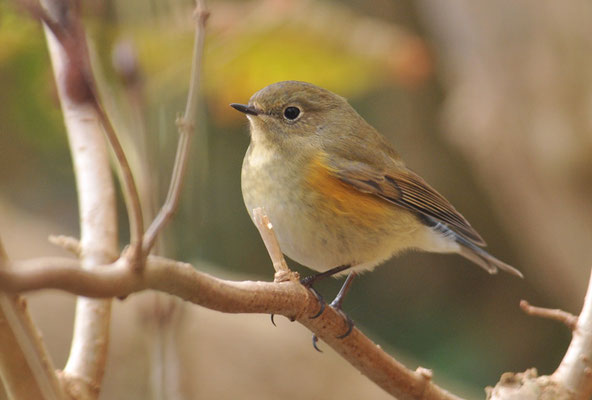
[241,146,423,272]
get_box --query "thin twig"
[520,300,578,331]
[492,269,592,398]
[252,208,296,283]
[142,0,209,254]
[49,235,82,256]
[91,97,144,268]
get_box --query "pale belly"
[241,144,425,274]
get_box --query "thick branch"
[41,0,118,396]
[13,2,462,399]
[490,271,592,399]
[0,254,462,400]
[553,269,592,398]
[33,0,143,265]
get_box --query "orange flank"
[305,154,394,225]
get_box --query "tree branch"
[489,271,592,399]
[31,0,143,267]
[0,242,64,400]
[40,0,119,397]
[553,269,592,398]
[49,235,82,257]
[91,94,144,266]
[252,207,297,283]
[0,237,463,400]
[142,0,209,254]
[15,2,584,399]
[520,300,578,331]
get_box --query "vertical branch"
[142,0,209,253]
[30,0,144,268]
[0,243,64,400]
[41,0,118,397]
[553,268,592,399]
[140,3,208,397]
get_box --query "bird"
[231,81,522,346]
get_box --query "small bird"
[231,81,522,343]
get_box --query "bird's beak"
[230,103,260,116]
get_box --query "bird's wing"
[326,156,486,246]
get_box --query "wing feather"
[327,156,486,246]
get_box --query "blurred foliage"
[0,3,76,222]
[129,24,376,112]
[111,1,428,123]
[0,0,574,397]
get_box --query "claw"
[311,301,325,319]
[299,266,353,351]
[270,314,276,326]
[300,265,350,320]
[334,309,354,339]
[312,334,323,352]
[308,286,325,319]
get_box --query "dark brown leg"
[300,264,351,319]
[270,265,351,326]
[312,271,357,352]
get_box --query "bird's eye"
[283,106,301,120]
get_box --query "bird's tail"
[457,236,523,278]
[422,215,523,278]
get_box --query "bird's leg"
[330,272,356,338]
[300,264,351,319]
[270,264,351,327]
[300,264,352,287]
[311,271,357,352]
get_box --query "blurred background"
[1,0,592,399]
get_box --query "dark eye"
[283,106,301,120]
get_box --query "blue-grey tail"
[426,216,523,278]
[455,234,523,278]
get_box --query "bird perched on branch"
[232,81,522,347]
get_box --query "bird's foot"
[309,271,357,351]
[310,301,355,352]
[330,298,355,339]
[300,277,326,319]
[270,275,326,326]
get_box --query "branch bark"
[553,269,592,398]
[253,207,295,282]
[0,242,462,400]
[520,300,578,331]
[0,243,64,400]
[142,0,209,254]
[13,1,592,399]
[41,1,118,397]
[489,269,592,399]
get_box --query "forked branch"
[489,272,592,399]
[0,228,463,400]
